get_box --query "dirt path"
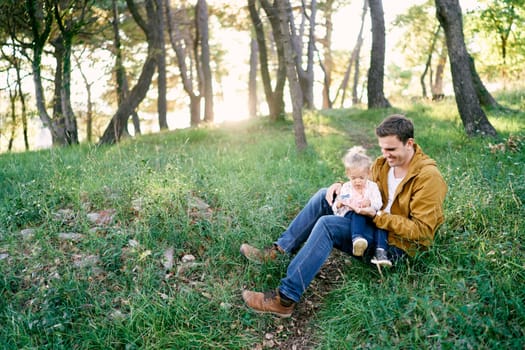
[251,251,350,349]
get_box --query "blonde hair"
[342,146,372,170]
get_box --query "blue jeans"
[375,228,388,250]
[275,188,405,302]
[345,210,373,242]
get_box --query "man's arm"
[325,182,343,206]
[374,167,447,248]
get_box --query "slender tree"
[420,25,441,98]
[288,0,317,109]
[156,0,168,129]
[196,0,214,123]
[99,0,161,144]
[0,39,30,150]
[26,0,68,145]
[335,0,367,107]
[165,1,202,126]
[51,0,96,145]
[435,0,497,137]
[111,0,141,136]
[277,0,307,151]
[367,0,390,108]
[73,50,94,142]
[250,0,287,121]
[431,41,447,99]
[319,0,334,109]
[248,34,258,118]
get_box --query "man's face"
[378,135,414,168]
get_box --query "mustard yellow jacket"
[371,144,448,256]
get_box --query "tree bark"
[8,90,16,151]
[248,35,258,118]
[468,55,507,110]
[367,0,391,108]
[334,0,367,107]
[352,0,368,106]
[420,25,440,98]
[288,0,316,109]
[53,0,94,145]
[320,0,334,109]
[196,0,214,123]
[165,0,202,125]
[431,41,447,99]
[50,32,78,145]
[277,0,307,151]
[435,0,497,137]
[99,0,160,145]
[26,0,64,145]
[111,0,141,136]
[75,53,94,143]
[13,43,29,150]
[252,0,286,121]
[156,0,168,129]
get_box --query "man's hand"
[357,199,371,208]
[350,205,377,217]
[325,182,342,206]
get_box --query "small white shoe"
[352,237,368,256]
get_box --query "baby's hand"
[358,199,371,208]
[341,199,354,207]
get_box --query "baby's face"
[346,167,369,189]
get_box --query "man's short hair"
[376,114,414,144]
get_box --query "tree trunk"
[99,56,158,144]
[13,47,29,150]
[196,0,214,123]
[431,41,447,100]
[248,35,258,118]
[99,0,160,145]
[367,0,391,108]
[321,0,334,109]
[50,36,70,146]
[288,0,316,109]
[53,1,85,145]
[333,0,367,107]
[74,52,94,142]
[352,0,368,106]
[420,25,441,98]
[61,33,79,144]
[26,0,63,144]
[435,0,497,137]
[8,90,16,151]
[468,55,507,110]
[165,0,202,125]
[277,0,307,151]
[252,0,286,121]
[156,0,168,129]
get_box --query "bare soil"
[251,250,351,349]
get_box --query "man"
[240,114,448,318]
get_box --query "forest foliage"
[0,0,524,152]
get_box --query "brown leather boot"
[240,243,284,263]
[242,289,295,318]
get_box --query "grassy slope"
[0,98,523,349]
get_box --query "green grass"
[0,97,524,349]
